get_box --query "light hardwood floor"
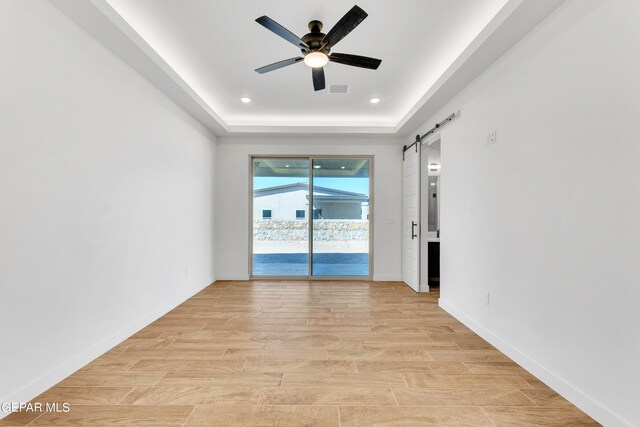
[1,281,599,426]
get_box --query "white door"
[402,145,420,291]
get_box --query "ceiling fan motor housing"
[302,21,329,55]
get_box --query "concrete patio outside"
[252,240,369,276]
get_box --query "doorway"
[402,136,441,292]
[423,139,441,290]
[250,156,373,279]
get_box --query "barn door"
[402,145,420,291]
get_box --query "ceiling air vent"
[329,84,349,94]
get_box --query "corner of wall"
[0,281,210,421]
[438,299,633,427]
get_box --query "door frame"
[249,154,374,280]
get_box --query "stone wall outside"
[253,219,368,241]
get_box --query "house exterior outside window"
[253,183,368,221]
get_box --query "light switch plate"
[490,130,497,144]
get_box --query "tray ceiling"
[51,0,565,135]
[105,0,508,127]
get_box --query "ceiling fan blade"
[256,16,309,50]
[312,67,326,91]
[321,5,368,49]
[329,53,381,70]
[255,57,304,74]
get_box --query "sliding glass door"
[311,159,370,276]
[251,156,372,278]
[252,158,309,276]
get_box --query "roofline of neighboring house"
[253,182,367,198]
[310,195,369,203]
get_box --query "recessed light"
[240,97,252,103]
[430,183,436,186]
[313,165,321,169]
[369,97,381,104]
[340,166,346,169]
[285,165,290,168]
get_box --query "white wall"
[0,0,217,410]
[409,1,640,425]
[215,137,402,280]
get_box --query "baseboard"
[439,299,632,427]
[215,274,250,281]
[216,274,402,282]
[0,279,214,421]
[372,274,402,281]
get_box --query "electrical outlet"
[484,292,491,305]
[185,266,189,276]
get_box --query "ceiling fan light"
[304,52,329,68]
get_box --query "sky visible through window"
[254,177,369,196]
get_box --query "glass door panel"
[252,158,309,276]
[311,159,370,276]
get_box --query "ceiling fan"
[254,5,382,91]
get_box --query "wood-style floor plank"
[258,387,397,406]
[185,405,340,426]
[281,372,406,388]
[243,359,358,374]
[2,280,598,426]
[339,405,494,426]
[392,388,535,407]
[121,386,263,405]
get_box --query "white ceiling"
[51,0,564,135]
[105,0,508,128]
